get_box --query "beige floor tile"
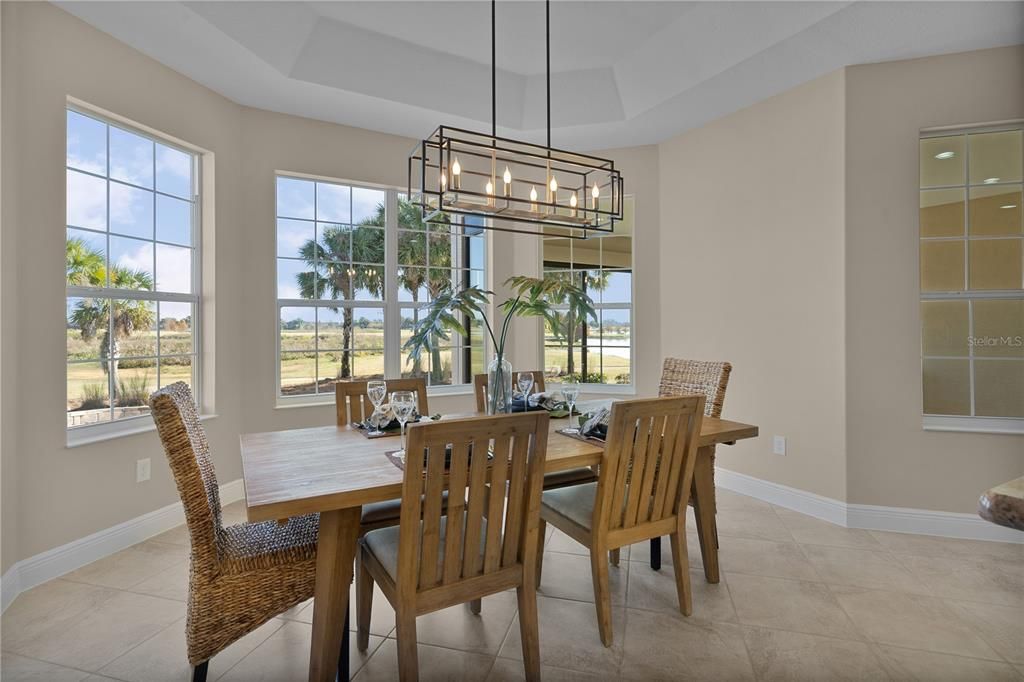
[626,567,736,623]
[725,573,861,640]
[801,544,930,595]
[830,586,1001,660]
[874,644,1022,681]
[2,580,119,655]
[944,599,1024,664]
[773,508,882,549]
[350,582,396,637]
[128,559,189,602]
[79,676,123,681]
[221,500,249,525]
[718,537,821,582]
[545,529,591,557]
[219,620,382,682]
[620,609,754,681]
[151,523,191,547]
[869,531,1024,563]
[538,551,627,606]
[715,508,794,543]
[895,553,1024,606]
[485,657,605,681]
[498,595,625,675]
[354,639,494,681]
[741,626,890,681]
[0,653,92,682]
[10,590,184,672]
[627,525,701,570]
[414,590,519,656]
[98,616,283,682]
[62,540,188,590]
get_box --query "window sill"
[923,415,1024,435]
[67,413,218,448]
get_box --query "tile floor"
[2,492,1022,681]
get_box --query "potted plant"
[403,275,597,414]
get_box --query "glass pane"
[398,195,425,230]
[352,226,384,264]
[601,310,631,347]
[316,182,350,223]
[972,299,1024,358]
[277,177,315,220]
[316,307,347,351]
[159,356,192,390]
[67,362,110,427]
[920,300,968,357]
[468,235,485,270]
[155,243,192,293]
[109,236,154,289]
[66,296,107,362]
[113,365,157,412]
[469,270,485,290]
[155,144,192,199]
[318,262,354,300]
[109,127,153,189]
[398,268,428,302]
[969,185,1022,236]
[469,315,486,376]
[354,265,385,300]
[353,187,386,224]
[66,228,107,287]
[573,241,602,269]
[159,302,193,356]
[601,271,632,304]
[109,182,153,239]
[400,348,431,380]
[427,267,456,299]
[969,130,1023,185]
[968,239,1022,290]
[317,223,353,262]
[922,358,970,415]
[280,351,317,396]
[278,259,310,299]
[67,110,106,174]
[67,169,107,231]
[974,359,1024,418]
[318,350,344,385]
[280,306,316,352]
[352,307,385,351]
[277,219,314,259]
[113,299,157,358]
[544,346,581,382]
[920,189,964,238]
[920,241,964,292]
[428,231,454,268]
[351,350,386,381]
[398,230,426,266]
[920,136,964,188]
[156,194,192,246]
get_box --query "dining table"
[240,410,758,682]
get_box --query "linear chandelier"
[408,0,624,239]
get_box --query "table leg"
[691,446,720,584]
[310,507,361,682]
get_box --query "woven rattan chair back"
[658,358,731,418]
[472,371,545,413]
[335,378,428,426]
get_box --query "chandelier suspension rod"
[491,0,496,138]
[546,0,551,150]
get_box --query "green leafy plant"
[79,383,108,410]
[116,373,152,407]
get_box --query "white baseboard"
[1,478,244,613]
[715,468,1023,544]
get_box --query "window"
[275,175,486,398]
[542,197,634,387]
[919,126,1023,431]
[66,108,200,432]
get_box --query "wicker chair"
[648,358,732,569]
[149,382,333,682]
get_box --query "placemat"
[384,447,493,472]
[556,428,606,445]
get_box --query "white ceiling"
[58,1,1024,149]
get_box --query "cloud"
[67,171,106,230]
[156,244,192,293]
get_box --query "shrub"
[117,373,151,406]
[79,383,108,410]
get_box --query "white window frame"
[919,123,1024,434]
[274,172,488,406]
[65,105,204,446]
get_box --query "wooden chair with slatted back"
[335,378,429,426]
[537,396,705,646]
[356,412,550,681]
[471,370,545,413]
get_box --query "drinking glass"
[517,372,535,405]
[562,378,580,431]
[391,390,416,455]
[366,380,387,434]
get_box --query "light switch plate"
[136,458,151,483]
[772,435,787,456]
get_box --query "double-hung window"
[65,107,201,435]
[919,125,1023,431]
[275,174,486,399]
[541,197,634,387]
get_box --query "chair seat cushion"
[220,513,319,573]
[543,467,598,490]
[361,517,488,582]
[361,492,450,526]
[541,482,597,531]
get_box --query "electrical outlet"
[136,458,151,483]
[772,435,787,456]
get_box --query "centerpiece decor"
[403,275,596,414]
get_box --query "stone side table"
[978,477,1024,531]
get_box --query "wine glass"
[366,380,387,434]
[517,372,535,406]
[391,391,416,455]
[562,378,580,431]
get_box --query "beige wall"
[845,46,1024,513]
[657,71,848,501]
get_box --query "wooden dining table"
[240,412,758,682]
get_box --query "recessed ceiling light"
[934,151,955,159]
[1000,204,1018,209]
[983,177,1000,184]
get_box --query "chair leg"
[650,536,662,570]
[468,598,482,615]
[395,607,419,682]
[338,611,351,681]
[670,523,693,616]
[535,519,547,589]
[516,582,542,681]
[191,661,209,682]
[609,548,620,566]
[356,555,373,651]
[589,546,614,647]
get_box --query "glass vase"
[486,355,513,414]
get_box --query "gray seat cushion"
[541,481,597,530]
[543,467,598,490]
[362,517,489,582]
[361,492,449,526]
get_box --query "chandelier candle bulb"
[485,179,495,206]
[570,191,578,217]
[502,166,512,197]
[530,185,538,211]
[591,181,600,210]
[451,157,462,190]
